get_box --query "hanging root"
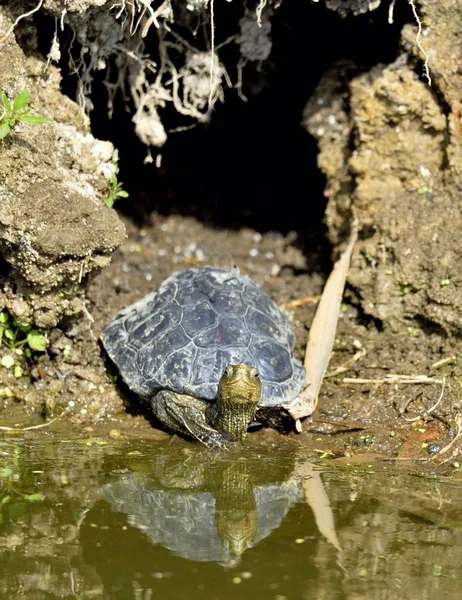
[0,0,44,42]
[407,0,431,84]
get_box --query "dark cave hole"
[35,0,413,274]
[0,256,10,281]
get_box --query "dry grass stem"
[343,375,444,385]
[286,214,358,423]
[0,417,58,432]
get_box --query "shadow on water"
[2,435,462,599]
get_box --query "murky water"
[1,433,461,600]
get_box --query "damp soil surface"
[2,208,461,464]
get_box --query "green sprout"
[400,285,411,296]
[0,311,47,357]
[105,150,129,208]
[0,90,53,140]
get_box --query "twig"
[402,376,446,422]
[344,374,447,423]
[78,254,91,284]
[324,348,367,378]
[435,415,462,457]
[0,417,58,432]
[431,356,456,370]
[343,375,444,385]
[378,456,429,462]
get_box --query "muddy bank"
[0,0,462,461]
[0,9,126,330]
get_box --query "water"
[1,433,461,599]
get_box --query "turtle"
[101,266,306,448]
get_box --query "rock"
[0,8,126,327]
[304,48,462,335]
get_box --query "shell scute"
[181,303,218,336]
[194,316,251,349]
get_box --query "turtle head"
[212,364,262,442]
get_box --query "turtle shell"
[101,266,306,406]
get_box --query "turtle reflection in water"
[101,266,306,448]
[100,450,302,563]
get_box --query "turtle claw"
[152,390,229,449]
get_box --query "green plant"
[0,311,47,356]
[105,151,129,207]
[0,89,52,140]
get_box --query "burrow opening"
[36,0,414,274]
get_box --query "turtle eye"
[224,366,233,377]
[250,368,259,378]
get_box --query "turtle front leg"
[151,390,230,449]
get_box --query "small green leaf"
[0,313,9,324]
[0,90,11,113]
[0,123,11,140]
[20,115,52,124]
[118,190,129,198]
[1,495,11,505]
[7,115,18,128]
[1,355,14,368]
[13,90,30,112]
[4,329,14,340]
[12,320,31,332]
[27,330,47,351]
[13,366,23,379]
[24,492,46,503]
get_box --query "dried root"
[4,0,276,149]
